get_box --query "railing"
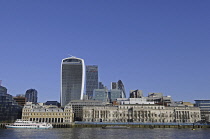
[75,121,209,126]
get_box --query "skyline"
[0,1,209,103]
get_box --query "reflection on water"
[0,128,209,139]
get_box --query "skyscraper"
[93,88,108,102]
[111,80,126,98]
[130,90,143,98]
[98,82,105,89]
[86,65,98,99]
[111,82,117,89]
[117,80,126,98]
[25,89,38,103]
[61,56,85,106]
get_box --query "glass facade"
[86,65,98,99]
[93,89,108,102]
[98,82,105,89]
[195,100,210,111]
[25,89,38,103]
[111,80,126,98]
[109,89,122,102]
[111,82,117,89]
[0,85,22,122]
[61,57,85,106]
[117,80,126,98]
[0,86,7,96]
[194,100,210,122]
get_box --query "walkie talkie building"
[61,56,85,106]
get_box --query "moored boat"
[5,119,53,129]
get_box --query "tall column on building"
[61,56,85,106]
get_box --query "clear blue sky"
[0,1,209,103]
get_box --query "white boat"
[5,119,53,129]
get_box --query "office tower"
[111,80,126,98]
[61,56,85,106]
[111,82,117,89]
[194,100,210,122]
[93,88,109,102]
[117,80,126,98]
[13,94,26,106]
[130,90,143,98]
[25,89,38,103]
[98,82,105,89]
[86,65,98,99]
[0,85,22,122]
[109,89,122,102]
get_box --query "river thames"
[0,128,210,139]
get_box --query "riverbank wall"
[73,122,210,129]
[1,122,210,129]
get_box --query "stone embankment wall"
[1,123,209,129]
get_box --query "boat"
[5,119,53,129]
[102,126,130,129]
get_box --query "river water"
[0,128,209,139]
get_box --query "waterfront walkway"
[1,122,210,129]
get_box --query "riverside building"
[83,104,201,123]
[61,56,85,106]
[21,102,74,123]
[68,100,107,121]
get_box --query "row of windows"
[23,112,72,116]
[85,113,174,118]
[195,100,210,103]
[84,119,176,123]
[119,106,164,109]
[12,125,36,126]
[29,118,64,123]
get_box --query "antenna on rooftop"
[68,54,75,57]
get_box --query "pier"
[0,123,6,129]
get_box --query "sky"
[0,0,209,103]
